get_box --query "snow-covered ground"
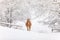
[11,20,52,33]
[0,26,60,40]
[31,19,52,33]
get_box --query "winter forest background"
[0,0,60,33]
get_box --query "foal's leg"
[27,26,29,31]
[28,26,31,31]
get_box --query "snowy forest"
[0,0,60,33]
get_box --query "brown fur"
[26,19,32,31]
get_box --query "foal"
[26,19,32,31]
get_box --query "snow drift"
[0,26,60,40]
